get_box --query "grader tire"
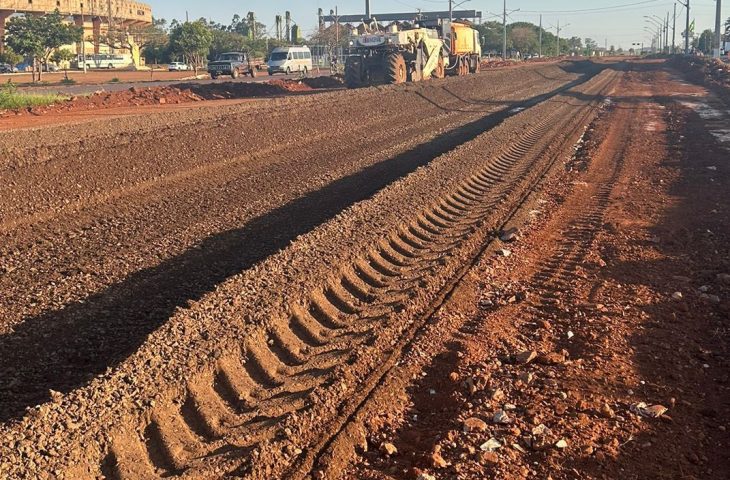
[434,55,445,79]
[345,57,364,89]
[385,53,407,84]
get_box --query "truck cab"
[208,52,256,79]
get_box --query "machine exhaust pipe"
[365,0,371,18]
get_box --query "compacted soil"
[0,59,727,480]
[344,63,730,480]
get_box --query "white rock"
[671,291,683,300]
[480,438,502,452]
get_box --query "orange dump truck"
[447,22,482,76]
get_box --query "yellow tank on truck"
[451,23,482,56]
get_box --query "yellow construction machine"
[345,21,446,88]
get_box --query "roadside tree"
[169,21,214,75]
[51,48,75,78]
[697,29,714,54]
[0,47,23,68]
[5,10,82,82]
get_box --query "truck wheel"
[231,68,240,79]
[344,56,363,88]
[460,58,468,76]
[286,67,291,75]
[303,66,308,77]
[385,53,407,84]
[211,73,218,79]
[434,55,445,79]
[472,56,481,73]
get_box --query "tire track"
[0,66,621,479]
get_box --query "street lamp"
[644,16,663,51]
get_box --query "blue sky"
[150,1,725,49]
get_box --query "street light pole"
[713,0,722,58]
[502,0,507,59]
[672,3,677,54]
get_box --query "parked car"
[207,52,258,79]
[267,46,313,76]
[42,63,59,72]
[0,63,14,74]
[15,63,32,72]
[168,62,190,71]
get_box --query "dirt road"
[1,60,727,479]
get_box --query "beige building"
[0,0,152,59]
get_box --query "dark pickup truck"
[207,52,258,79]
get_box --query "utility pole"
[665,12,670,54]
[714,0,722,58]
[450,0,453,23]
[539,14,543,57]
[672,3,677,54]
[556,20,561,56]
[81,4,87,74]
[502,0,507,59]
[685,0,690,54]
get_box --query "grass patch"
[60,78,77,85]
[109,77,120,83]
[0,84,66,110]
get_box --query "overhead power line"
[519,0,665,14]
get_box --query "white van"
[267,46,313,75]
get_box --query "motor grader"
[344,22,446,88]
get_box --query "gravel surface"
[0,62,596,424]
[0,61,614,478]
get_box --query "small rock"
[698,285,711,293]
[538,352,566,365]
[499,227,520,242]
[417,474,436,480]
[717,273,730,284]
[630,402,668,418]
[600,403,616,419]
[706,166,717,171]
[671,291,683,300]
[430,446,448,469]
[380,442,398,456]
[497,248,512,257]
[480,438,502,452]
[463,417,488,433]
[493,409,511,424]
[555,439,569,449]
[449,372,460,382]
[567,330,574,339]
[531,424,552,436]
[479,451,499,464]
[515,350,538,365]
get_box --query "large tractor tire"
[460,58,469,76]
[345,56,364,88]
[434,55,446,79]
[470,54,481,73]
[385,53,407,84]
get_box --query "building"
[0,0,152,60]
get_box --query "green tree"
[5,10,82,81]
[475,21,504,55]
[169,21,214,75]
[584,38,598,56]
[0,47,23,67]
[510,25,538,55]
[697,29,714,54]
